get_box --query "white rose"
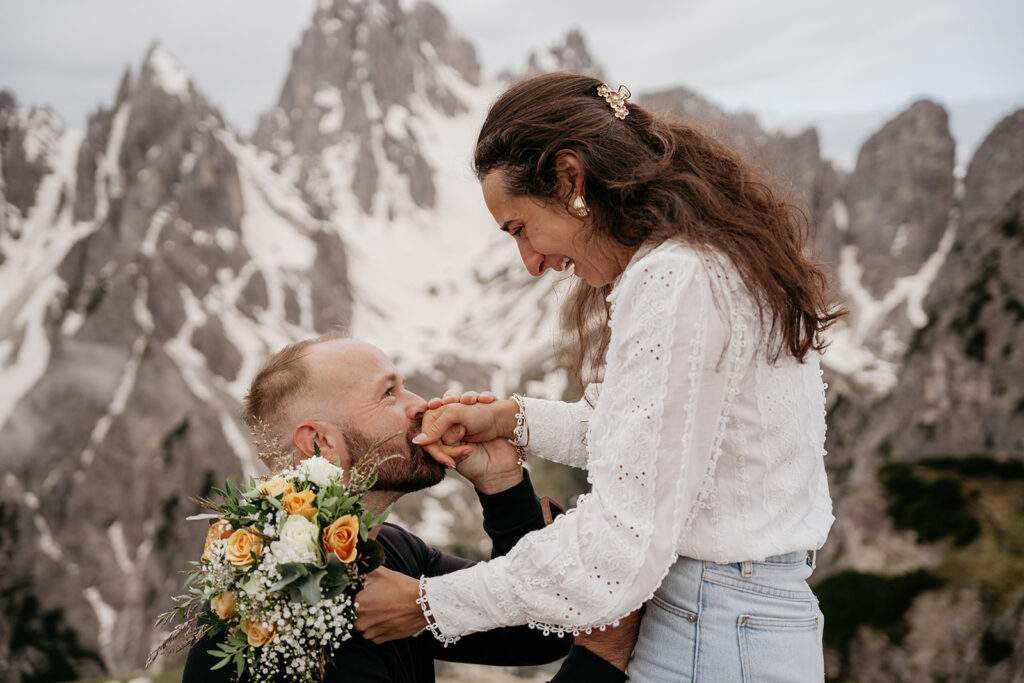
[297,456,343,489]
[271,514,320,563]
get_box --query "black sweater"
[182,471,625,682]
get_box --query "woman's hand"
[426,389,498,410]
[413,399,519,467]
[354,567,426,644]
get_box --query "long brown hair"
[474,72,844,383]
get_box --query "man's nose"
[517,239,546,277]
[405,391,428,420]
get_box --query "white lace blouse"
[425,240,834,638]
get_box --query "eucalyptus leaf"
[268,562,308,592]
[297,568,329,604]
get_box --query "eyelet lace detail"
[423,241,833,639]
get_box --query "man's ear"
[293,421,349,465]
[554,151,584,198]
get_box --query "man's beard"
[342,420,446,493]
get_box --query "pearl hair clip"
[597,83,631,119]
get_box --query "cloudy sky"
[1,0,1021,168]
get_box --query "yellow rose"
[323,515,359,564]
[240,618,275,647]
[211,591,236,620]
[257,477,294,499]
[225,528,263,570]
[283,490,318,521]
[202,518,233,562]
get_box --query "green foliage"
[878,462,980,546]
[981,628,1014,665]
[917,455,1024,479]
[207,626,249,678]
[815,569,944,664]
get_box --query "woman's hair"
[473,72,845,384]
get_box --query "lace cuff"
[418,576,461,647]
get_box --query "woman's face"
[480,170,629,287]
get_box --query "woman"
[355,72,843,681]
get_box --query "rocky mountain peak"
[843,99,955,298]
[963,108,1024,229]
[521,28,605,80]
[139,43,195,102]
[251,0,484,215]
[0,91,65,246]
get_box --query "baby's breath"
[147,431,392,679]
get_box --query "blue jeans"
[628,551,824,682]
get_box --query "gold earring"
[571,195,589,217]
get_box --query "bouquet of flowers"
[149,441,395,682]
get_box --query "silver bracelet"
[417,575,461,647]
[508,393,530,466]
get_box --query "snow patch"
[80,336,147,467]
[95,103,131,222]
[832,199,849,232]
[315,85,345,134]
[84,586,118,664]
[0,275,63,428]
[147,45,191,98]
[384,105,410,140]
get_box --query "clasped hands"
[355,390,521,645]
[414,390,523,479]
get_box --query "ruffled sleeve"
[423,243,747,636]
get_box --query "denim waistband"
[760,550,814,565]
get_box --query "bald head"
[242,332,351,455]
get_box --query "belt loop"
[809,550,817,570]
[741,560,753,577]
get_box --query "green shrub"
[815,569,944,664]
[917,455,1024,479]
[878,463,981,546]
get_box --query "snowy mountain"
[1,1,1022,680]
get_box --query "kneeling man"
[183,333,635,682]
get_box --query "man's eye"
[383,388,395,398]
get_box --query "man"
[183,333,636,682]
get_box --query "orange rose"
[323,515,359,564]
[283,490,318,521]
[257,477,293,499]
[225,528,263,570]
[240,618,275,647]
[211,591,236,620]
[202,518,234,561]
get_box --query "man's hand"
[413,400,519,467]
[354,567,426,644]
[456,439,523,495]
[573,608,643,671]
